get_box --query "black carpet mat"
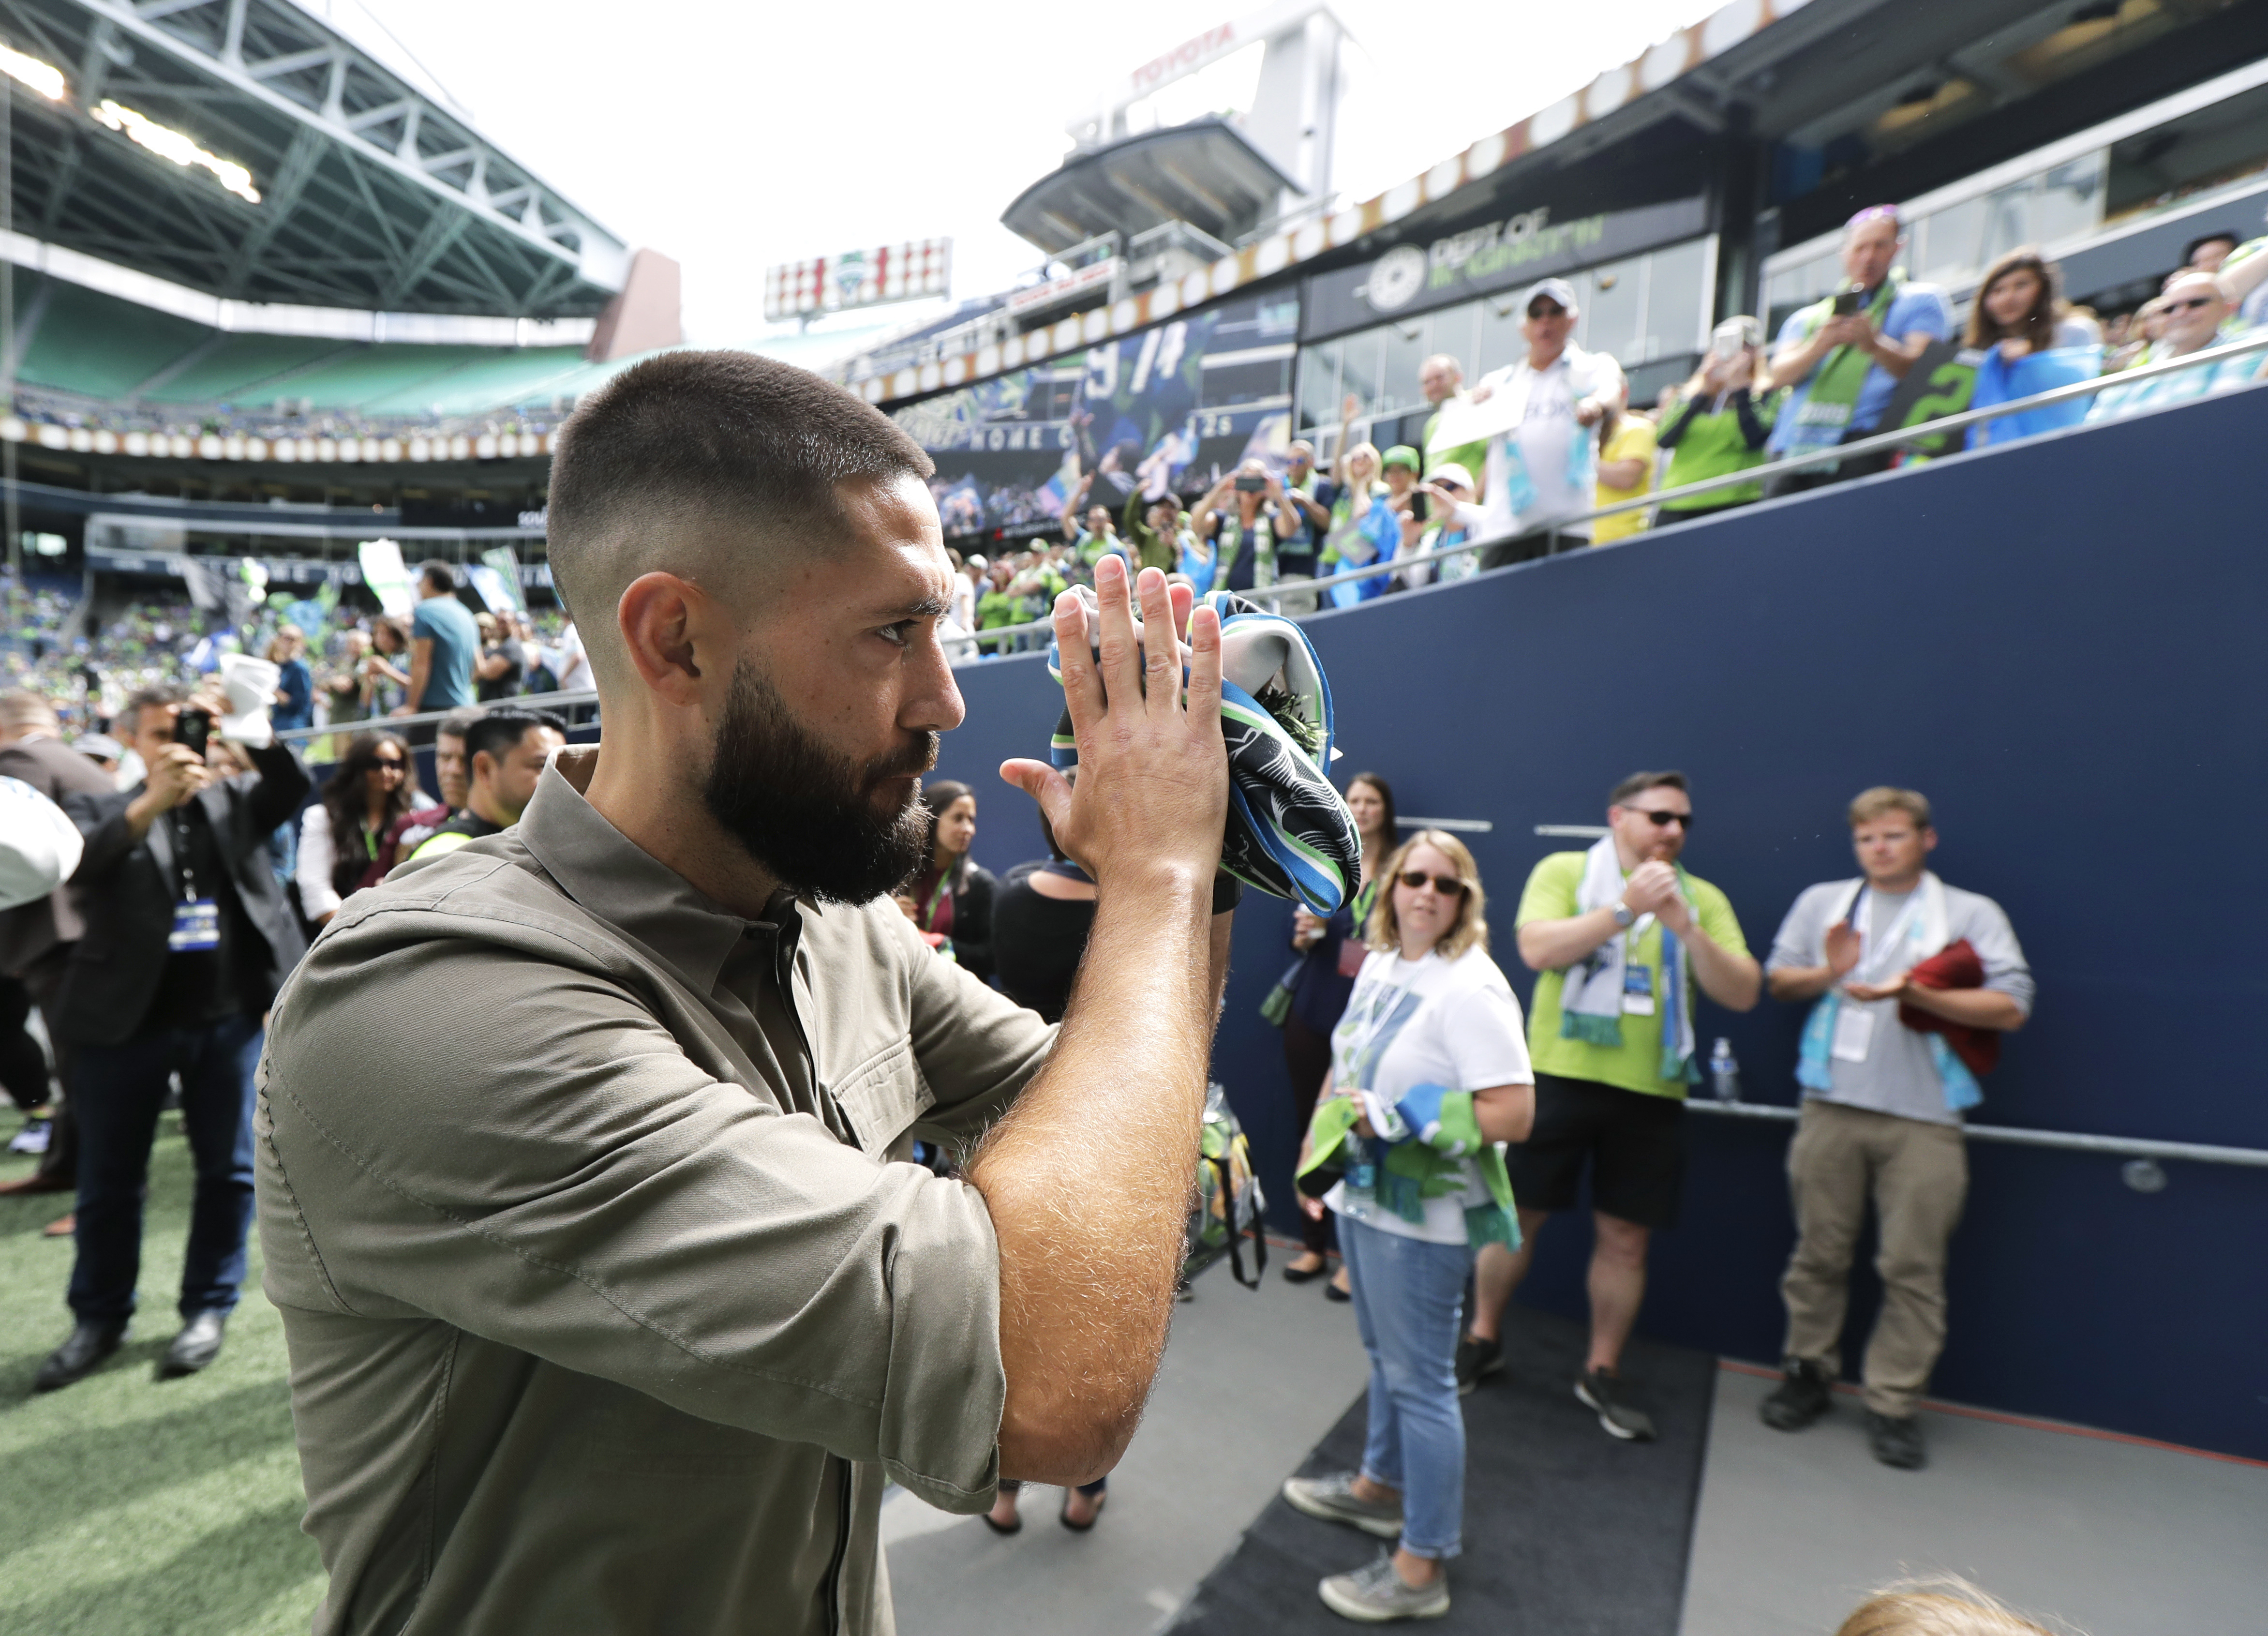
[1169,1308,1716,1636]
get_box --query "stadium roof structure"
[0,0,629,318]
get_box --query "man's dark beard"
[702,661,936,905]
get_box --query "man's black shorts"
[1504,1072,1688,1230]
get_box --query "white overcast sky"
[325,0,1730,348]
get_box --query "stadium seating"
[142,334,358,406]
[6,271,624,426]
[12,276,211,403]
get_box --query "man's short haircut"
[0,689,59,735]
[464,706,567,770]
[418,559,456,593]
[546,350,937,684]
[1609,769,1688,806]
[125,683,188,731]
[437,705,487,743]
[1848,786,1932,829]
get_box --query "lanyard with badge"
[1829,885,1923,1062]
[167,809,222,954]
[1619,907,1660,1015]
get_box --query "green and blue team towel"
[1045,587,1361,916]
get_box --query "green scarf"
[1216,508,1276,588]
[1298,1092,1519,1251]
[1782,270,1905,456]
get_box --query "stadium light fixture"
[90,98,260,204]
[0,43,67,102]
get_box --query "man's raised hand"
[1000,557,1226,891]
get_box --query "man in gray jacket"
[1761,786,2032,1470]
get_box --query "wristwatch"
[1610,901,1636,929]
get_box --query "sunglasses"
[1528,303,1568,319]
[1623,807,1693,828]
[2164,296,2217,314]
[1396,870,1469,896]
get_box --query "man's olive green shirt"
[255,749,1054,1635]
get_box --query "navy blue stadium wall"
[931,384,2268,1462]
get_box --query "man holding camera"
[1763,206,1951,496]
[34,684,309,1391]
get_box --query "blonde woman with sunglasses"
[1285,829,1535,1622]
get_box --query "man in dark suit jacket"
[35,681,309,1392]
[0,691,118,1198]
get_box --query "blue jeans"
[68,1014,264,1326]
[1338,1213,1473,1560]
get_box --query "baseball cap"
[1425,463,1474,492]
[1382,445,1422,473]
[1524,277,1579,315]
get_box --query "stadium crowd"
[939,202,2268,656]
[0,562,585,750]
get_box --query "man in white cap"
[1462,278,1627,566]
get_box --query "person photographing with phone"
[1197,459,1304,598]
[34,681,310,1392]
[1656,316,1784,524]
[1763,206,1952,496]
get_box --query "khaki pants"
[1780,1098,1967,1418]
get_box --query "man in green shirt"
[1460,770,1760,1440]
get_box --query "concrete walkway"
[1681,1365,2268,1636]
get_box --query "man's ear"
[616,572,711,705]
[1922,826,1940,853]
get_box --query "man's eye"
[876,622,913,647]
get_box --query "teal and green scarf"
[1780,270,1906,458]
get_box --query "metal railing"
[951,330,2268,659]
[271,691,599,746]
[1686,1096,2268,1193]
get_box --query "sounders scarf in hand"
[1045,587,1361,915]
[1795,872,1982,1112]
[1559,834,1699,1085]
[1780,270,1907,458]
[1298,1083,1519,1251]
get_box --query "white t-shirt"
[1475,344,1626,541]
[1324,942,1533,1244]
[551,624,594,693]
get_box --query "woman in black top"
[903,780,997,983]
[1281,772,1396,1296]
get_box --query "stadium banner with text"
[1299,196,1709,341]
[893,289,1299,542]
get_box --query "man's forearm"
[1901,983,2026,1030]
[405,657,431,710]
[1677,921,1761,1010]
[1517,907,1621,972]
[967,864,1215,1483]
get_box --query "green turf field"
[0,1119,323,1636]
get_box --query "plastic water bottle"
[1709,1037,1741,1103]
